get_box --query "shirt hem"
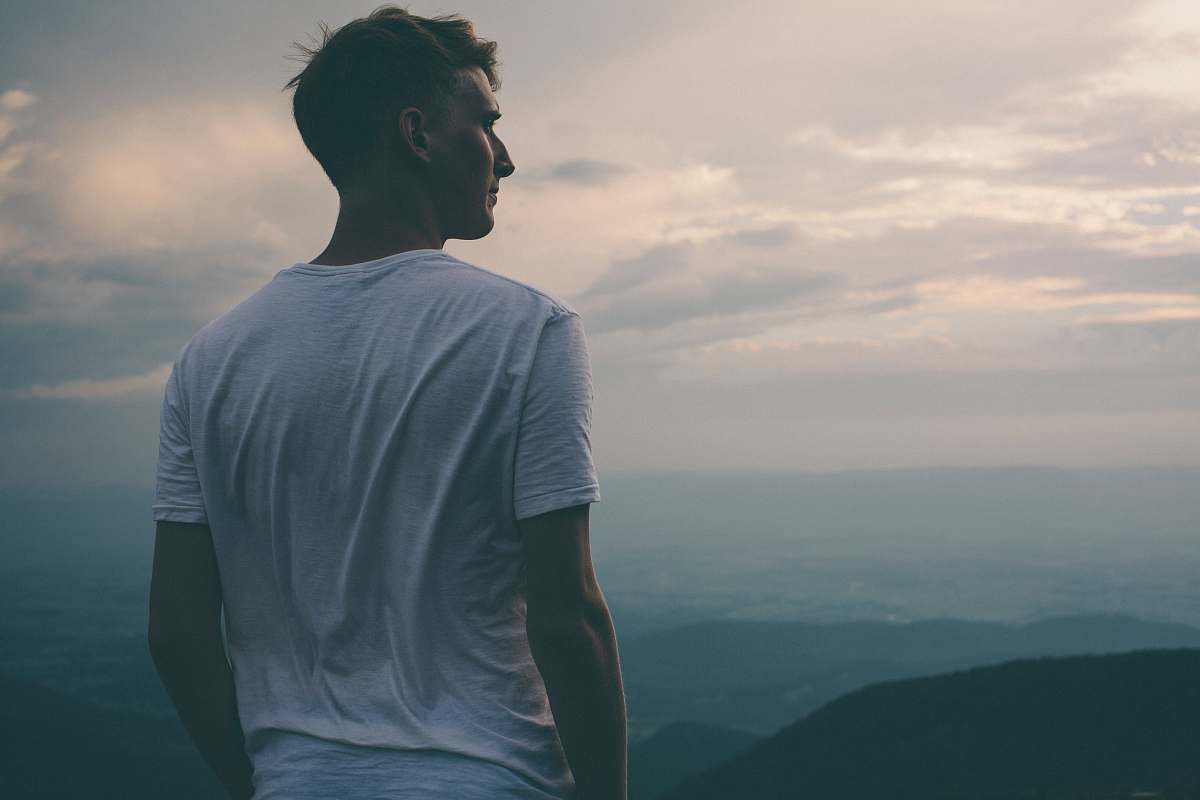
[152,505,210,524]
[514,484,600,520]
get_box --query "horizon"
[6,465,1198,633]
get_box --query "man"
[147,7,627,799]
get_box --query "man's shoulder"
[168,279,278,378]
[176,287,263,352]
[441,253,580,318]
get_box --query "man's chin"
[449,217,495,242]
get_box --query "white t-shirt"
[153,248,601,799]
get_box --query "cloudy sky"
[2,0,1199,489]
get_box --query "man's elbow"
[147,628,181,665]
[147,623,203,666]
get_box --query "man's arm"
[520,504,628,800]
[148,520,254,800]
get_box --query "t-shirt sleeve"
[512,308,601,521]
[152,359,209,524]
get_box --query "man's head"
[284,5,514,241]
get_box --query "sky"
[1,0,1199,490]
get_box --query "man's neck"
[310,190,444,267]
[310,238,443,267]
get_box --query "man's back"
[152,247,601,798]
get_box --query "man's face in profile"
[427,66,514,241]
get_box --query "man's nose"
[495,141,515,179]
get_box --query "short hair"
[283,4,501,192]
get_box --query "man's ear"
[397,106,434,164]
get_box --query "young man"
[147,7,627,799]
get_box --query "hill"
[620,613,1200,736]
[658,648,1200,800]
[628,721,760,800]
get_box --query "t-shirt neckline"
[286,248,448,276]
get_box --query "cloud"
[545,0,1154,150]
[56,100,318,255]
[5,1,1200,482]
[582,263,842,336]
[1089,0,1200,104]
[450,157,778,295]
[0,87,46,197]
[4,362,170,400]
[0,90,331,266]
[578,242,690,299]
[0,89,335,399]
[787,176,1200,257]
[791,123,1093,171]
[0,245,275,393]
[580,221,1200,390]
[912,274,1200,314]
[1090,306,1200,323]
[520,157,634,186]
[0,88,36,150]
[0,89,35,113]
[726,224,800,248]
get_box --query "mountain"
[620,613,1200,737]
[658,648,1200,800]
[628,721,761,800]
[6,644,1199,799]
[0,671,226,799]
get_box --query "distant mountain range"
[656,648,1200,800]
[620,613,1200,738]
[6,472,1199,797]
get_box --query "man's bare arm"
[148,520,254,800]
[520,504,628,800]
